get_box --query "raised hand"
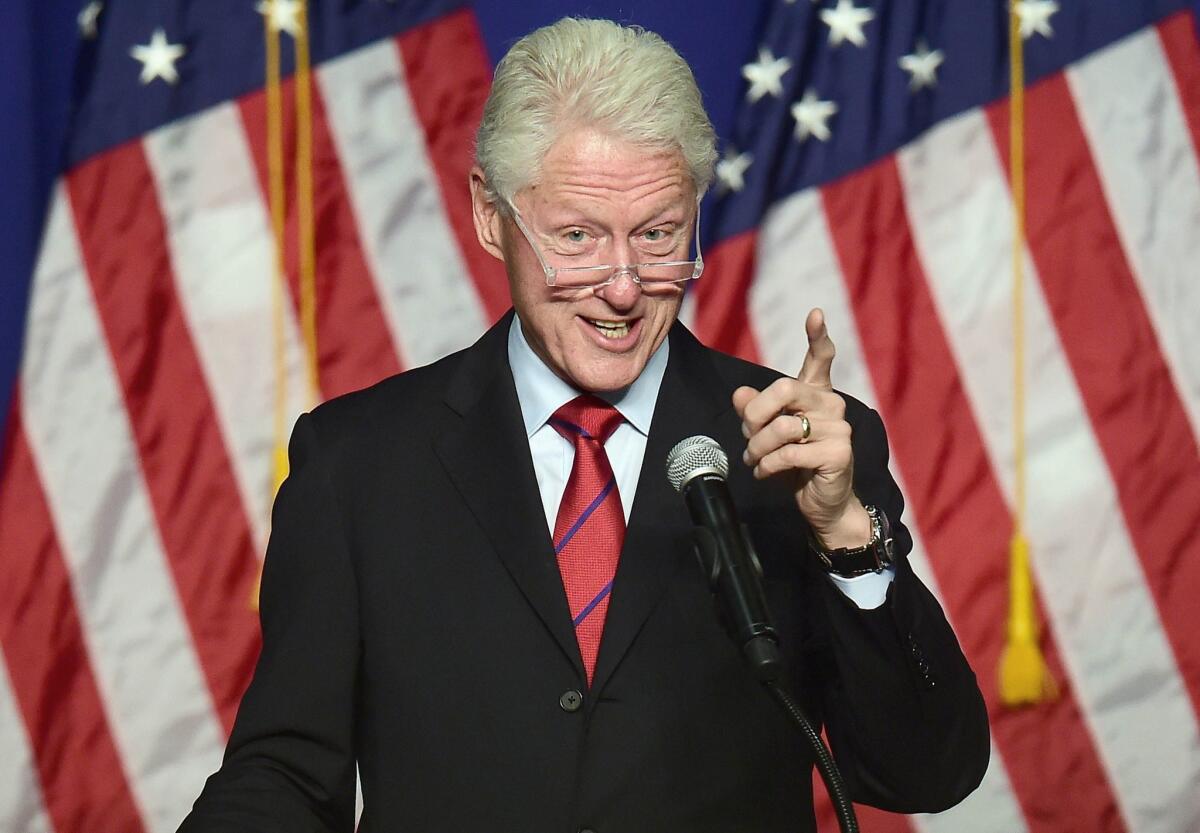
[732,308,871,549]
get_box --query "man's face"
[472,128,697,392]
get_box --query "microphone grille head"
[665,435,730,493]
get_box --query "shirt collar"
[508,315,668,438]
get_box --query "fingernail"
[742,449,750,465]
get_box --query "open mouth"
[586,318,632,340]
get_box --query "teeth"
[589,319,631,339]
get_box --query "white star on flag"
[1014,0,1059,40]
[715,149,753,193]
[129,28,186,85]
[791,89,838,142]
[820,0,875,48]
[898,40,945,90]
[256,0,304,37]
[741,48,792,103]
[77,2,103,39]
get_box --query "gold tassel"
[999,532,1056,705]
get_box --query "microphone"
[666,436,783,682]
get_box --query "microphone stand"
[698,549,860,833]
[738,633,859,833]
[669,437,859,833]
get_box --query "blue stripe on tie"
[573,580,614,627]
[549,416,591,438]
[554,478,616,554]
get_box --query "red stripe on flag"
[238,80,404,396]
[988,76,1200,716]
[396,8,510,324]
[65,144,262,732]
[849,804,913,833]
[821,157,1127,833]
[692,229,763,364]
[0,401,147,833]
[1157,11,1200,164]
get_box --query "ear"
[469,167,505,261]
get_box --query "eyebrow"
[542,202,689,232]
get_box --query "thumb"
[798,307,835,389]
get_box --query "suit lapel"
[433,313,585,679]
[590,323,731,695]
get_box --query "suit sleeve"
[813,404,990,814]
[178,412,359,833]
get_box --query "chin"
[567,357,644,393]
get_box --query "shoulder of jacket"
[304,348,467,445]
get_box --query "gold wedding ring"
[798,413,812,443]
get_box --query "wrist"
[808,503,896,578]
[812,499,871,551]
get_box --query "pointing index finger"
[798,307,836,390]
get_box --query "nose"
[594,268,641,310]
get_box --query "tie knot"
[550,395,624,445]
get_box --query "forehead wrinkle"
[543,151,686,188]
[535,167,692,225]
[521,127,695,228]
[554,179,687,215]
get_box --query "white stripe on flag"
[143,102,311,548]
[20,186,226,833]
[751,187,1030,833]
[0,660,52,833]
[897,108,1200,833]
[1066,24,1200,443]
[752,188,874,404]
[317,38,488,369]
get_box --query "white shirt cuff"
[825,566,895,610]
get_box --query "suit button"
[559,689,584,712]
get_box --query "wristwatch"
[808,504,895,578]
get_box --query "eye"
[564,229,588,244]
[642,228,667,242]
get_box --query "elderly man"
[180,17,988,833]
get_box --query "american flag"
[0,1,1197,832]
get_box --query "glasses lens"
[549,262,698,288]
[550,267,618,288]
[634,262,697,283]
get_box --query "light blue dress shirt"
[507,316,894,609]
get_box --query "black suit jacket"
[180,312,989,833]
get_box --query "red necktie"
[549,395,626,686]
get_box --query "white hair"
[475,17,717,208]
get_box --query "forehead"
[522,127,695,218]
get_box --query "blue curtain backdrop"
[0,0,761,438]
